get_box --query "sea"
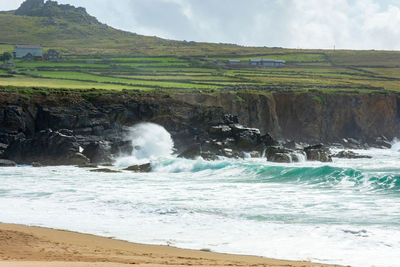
[1,123,399,267]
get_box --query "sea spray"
[115,122,174,167]
[392,138,400,152]
[1,144,400,266]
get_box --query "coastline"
[0,223,341,267]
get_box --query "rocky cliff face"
[0,92,225,153]
[0,90,398,164]
[173,91,400,144]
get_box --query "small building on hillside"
[43,49,60,61]
[22,53,35,62]
[249,58,285,67]
[228,59,241,64]
[14,45,43,59]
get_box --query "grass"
[1,50,399,95]
[1,3,400,96]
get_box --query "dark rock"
[67,152,90,165]
[0,159,16,167]
[265,146,294,163]
[265,146,292,158]
[0,143,9,150]
[82,141,113,164]
[31,162,43,167]
[284,141,305,150]
[77,163,98,168]
[248,151,261,158]
[123,163,152,172]
[371,136,392,149]
[200,151,218,161]
[208,125,232,138]
[178,143,201,159]
[290,153,302,162]
[90,168,121,173]
[304,144,324,150]
[333,151,372,159]
[269,152,291,163]
[222,114,239,124]
[110,140,133,155]
[304,144,332,162]
[58,129,74,136]
[4,129,90,165]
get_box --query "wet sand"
[0,223,341,266]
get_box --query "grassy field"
[0,49,399,94]
[1,1,399,96]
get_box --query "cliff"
[1,90,398,148]
[173,91,400,144]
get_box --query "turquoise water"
[0,125,399,266]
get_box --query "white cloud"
[0,0,399,50]
[0,0,24,11]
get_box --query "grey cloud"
[1,0,400,49]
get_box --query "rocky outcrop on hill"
[15,0,100,25]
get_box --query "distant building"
[14,45,43,59]
[228,59,241,64]
[22,53,34,62]
[249,58,285,67]
[43,49,60,61]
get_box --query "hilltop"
[0,0,269,56]
[0,0,190,55]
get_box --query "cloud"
[0,0,24,11]
[1,0,399,50]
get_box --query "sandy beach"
[0,223,341,267]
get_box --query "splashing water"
[392,138,400,152]
[1,127,400,266]
[116,123,174,167]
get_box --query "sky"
[1,0,400,50]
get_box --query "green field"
[1,2,399,95]
[1,50,399,94]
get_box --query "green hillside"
[0,0,400,96]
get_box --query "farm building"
[43,49,60,61]
[249,58,285,67]
[22,53,34,62]
[14,45,43,59]
[228,59,241,64]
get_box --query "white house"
[14,45,43,59]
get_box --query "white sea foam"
[115,122,174,167]
[1,128,400,266]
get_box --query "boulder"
[31,162,43,167]
[333,151,372,159]
[265,146,294,163]
[304,144,332,162]
[0,159,16,167]
[82,141,113,164]
[124,163,152,172]
[268,153,291,163]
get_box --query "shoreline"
[0,223,342,267]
